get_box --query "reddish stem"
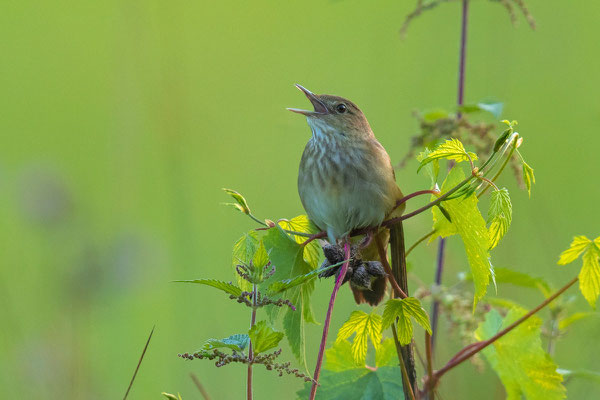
[309,241,352,400]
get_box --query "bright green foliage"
[262,219,319,367]
[558,235,600,307]
[336,311,382,365]
[248,321,284,354]
[417,148,440,187]
[222,188,251,215]
[161,392,183,400]
[522,162,535,197]
[277,215,321,268]
[475,309,566,400]
[432,167,492,307]
[296,341,403,399]
[487,188,513,249]
[381,298,432,345]
[173,279,242,297]
[267,260,343,294]
[418,138,478,172]
[201,334,250,353]
[232,231,260,290]
[375,338,398,368]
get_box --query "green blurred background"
[2,0,599,398]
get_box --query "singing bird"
[288,84,406,306]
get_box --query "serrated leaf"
[248,321,284,354]
[173,279,242,297]
[476,308,566,400]
[262,225,318,368]
[557,236,592,265]
[336,311,382,365]
[252,240,269,269]
[382,298,431,345]
[222,188,251,214]
[232,231,260,291]
[557,235,600,307]
[431,167,492,307]
[522,162,535,197]
[202,334,250,353]
[418,138,478,172]
[487,188,513,250]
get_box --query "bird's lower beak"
[287,84,328,116]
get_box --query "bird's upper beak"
[287,84,328,116]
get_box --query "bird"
[288,84,406,306]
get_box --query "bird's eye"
[335,103,347,113]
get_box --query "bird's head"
[288,84,372,139]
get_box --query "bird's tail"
[390,221,417,399]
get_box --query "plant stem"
[478,139,517,198]
[190,373,212,400]
[406,230,436,257]
[425,333,435,400]
[424,276,578,392]
[431,0,470,358]
[309,241,351,400]
[393,324,417,400]
[247,284,257,400]
[376,236,408,299]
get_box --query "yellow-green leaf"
[382,298,432,345]
[222,188,251,214]
[476,308,566,400]
[232,231,260,291]
[557,236,592,265]
[418,138,477,172]
[336,310,382,365]
[248,321,284,354]
[487,188,512,250]
[522,162,535,197]
[431,167,492,307]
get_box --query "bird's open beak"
[287,84,328,116]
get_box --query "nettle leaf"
[476,308,566,400]
[382,298,432,345]
[416,148,439,187]
[336,311,382,365]
[558,236,600,307]
[173,279,242,297]
[418,138,478,172]
[431,167,492,307]
[232,231,260,291]
[522,162,536,197]
[262,223,318,368]
[296,341,403,400]
[487,188,513,250]
[248,321,284,354]
[202,334,250,353]
[222,188,251,215]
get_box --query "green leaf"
[557,235,600,307]
[262,225,318,367]
[336,311,382,365]
[476,308,566,400]
[222,188,251,215]
[487,188,513,250]
[492,267,551,297]
[266,260,343,295]
[248,321,284,354]
[173,279,242,297]
[522,162,535,197]
[252,240,269,269]
[416,149,439,187]
[431,167,492,307]
[558,312,598,330]
[202,334,250,353]
[277,215,322,268]
[324,340,362,371]
[232,231,260,291]
[375,338,398,368]
[417,138,477,172]
[494,129,512,152]
[557,369,600,385]
[459,101,504,118]
[382,298,432,345]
